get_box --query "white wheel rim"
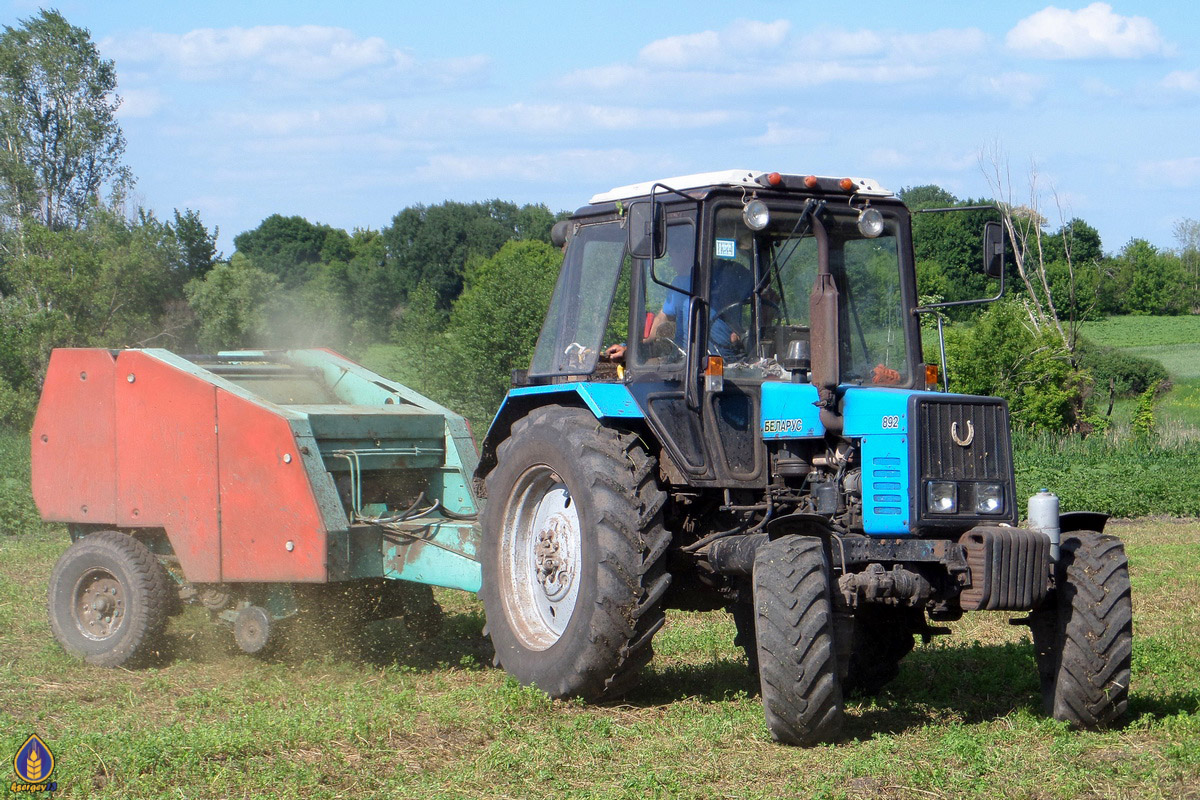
[500,465,582,650]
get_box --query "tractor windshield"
[713,204,913,386]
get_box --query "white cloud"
[116,88,165,118]
[102,25,486,87]
[1163,71,1200,93]
[562,19,989,97]
[216,103,390,136]
[415,149,666,184]
[470,103,729,133]
[1006,3,1168,60]
[639,19,790,67]
[1138,156,1200,188]
[966,71,1050,106]
[745,122,829,147]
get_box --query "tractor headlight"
[927,481,957,514]
[975,482,1005,514]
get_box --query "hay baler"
[33,347,482,664]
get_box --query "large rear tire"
[1030,531,1132,729]
[47,531,171,667]
[753,535,844,745]
[481,406,671,700]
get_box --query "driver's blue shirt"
[661,258,754,359]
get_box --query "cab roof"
[589,169,893,205]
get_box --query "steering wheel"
[709,295,754,355]
[651,334,687,360]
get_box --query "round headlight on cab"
[743,199,770,231]
[857,206,884,238]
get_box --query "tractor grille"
[914,397,1016,527]
[917,399,1010,481]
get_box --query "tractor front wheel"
[481,406,671,700]
[47,531,171,667]
[1030,531,1132,729]
[753,535,845,745]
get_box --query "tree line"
[0,9,1193,434]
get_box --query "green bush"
[937,300,1082,431]
[1076,338,1170,398]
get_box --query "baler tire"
[1030,531,1132,729]
[480,406,670,701]
[753,535,844,745]
[47,531,171,668]
[844,607,917,697]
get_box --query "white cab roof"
[589,169,892,204]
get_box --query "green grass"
[1,521,1198,798]
[1080,316,1200,349]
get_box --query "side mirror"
[982,220,1004,279]
[550,219,571,249]
[627,200,666,260]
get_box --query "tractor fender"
[475,383,645,485]
[1059,510,1110,534]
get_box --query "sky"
[6,1,1198,256]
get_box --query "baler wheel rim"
[47,531,171,668]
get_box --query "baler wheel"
[481,406,670,701]
[1029,531,1132,729]
[47,531,171,668]
[753,535,845,745]
[234,605,273,654]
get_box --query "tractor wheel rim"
[74,568,126,641]
[501,465,582,650]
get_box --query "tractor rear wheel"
[1030,531,1132,729]
[481,406,671,700]
[753,535,845,745]
[47,531,171,667]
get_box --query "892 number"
[881,415,900,430]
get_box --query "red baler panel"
[114,351,222,582]
[217,390,327,582]
[31,349,118,523]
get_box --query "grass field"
[2,521,1198,799]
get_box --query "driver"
[604,225,754,362]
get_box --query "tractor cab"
[519,171,928,511]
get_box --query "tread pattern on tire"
[47,531,172,668]
[482,406,671,701]
[754,535,844,745]
[1035,531,1133,729]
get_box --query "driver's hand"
[604,343,627,362]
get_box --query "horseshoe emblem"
[951,420,975,447]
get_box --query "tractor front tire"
[47,531,171,667]
[753,535,845,745]
[481,406,671,700]
[1030,531,1132,729]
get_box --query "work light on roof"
[742,199,770,231]
[857,206,884,238]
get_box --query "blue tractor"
[474,170,1132,744]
